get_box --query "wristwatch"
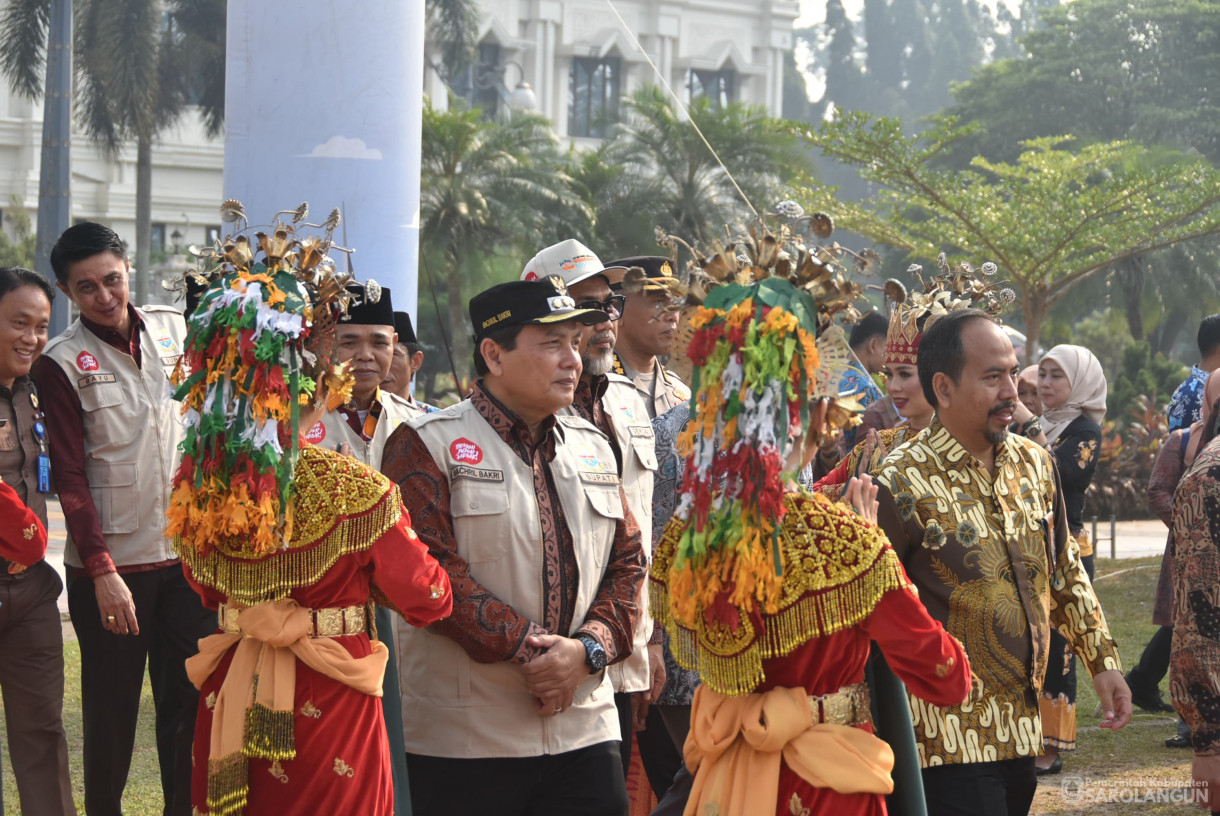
[576,634,607,673]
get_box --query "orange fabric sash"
[185,599,387,816]
[683,685,894,816]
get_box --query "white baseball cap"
[519,239,608,287]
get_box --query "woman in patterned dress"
[1034,344,1106,774]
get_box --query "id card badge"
[37,453,50,493]
[33,418,50,493]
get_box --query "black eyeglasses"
[575,294,627,321]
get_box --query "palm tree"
[420,98,588,376]
[614,85,805,246]
[0,0,225,305]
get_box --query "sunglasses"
[575,294,627,321]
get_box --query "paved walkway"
[42,500,1173,625]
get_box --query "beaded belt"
[217,602,367,638]
[809,682,872,727]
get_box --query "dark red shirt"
[381,381,645,665]
[33,305,177,577]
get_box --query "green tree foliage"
[611,86,803,246]
[790,111,1220,360]
[1106,341,1187,428]
[0,196,36,269]
[950,0,1220,164]
[419,99,587,377]
[0,0,226,305]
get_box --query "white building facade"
[0,86,223,285]
[426,0,799,142]
[0,0,796,305]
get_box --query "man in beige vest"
[522,240,663,779]
[33,222,213,816]
[302,280,419,816]
[383,276,646,816]
[603,256,691,419]
[304,281,421,465]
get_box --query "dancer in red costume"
[168,205,451,816]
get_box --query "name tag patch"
[627,425,654,438]
[450,465,504,483]
[579,471,619,486]
[78,373,117,388]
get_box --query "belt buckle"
[314,607,344,638]
[821,691,852,725]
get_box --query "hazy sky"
[797,0,1011,27]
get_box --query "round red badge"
[304,421,326,444]
[76,351,100,372]
[450,437,483,464]
[523,270,539,281]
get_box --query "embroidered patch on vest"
[78,373,117,388]
[76,351,100,372]
[304,422,326,443]
[449,464,504,483]
[450,437,483,464]
[627,425,654,438]
[579,471,619,486]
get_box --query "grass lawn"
[1031,556,1196,815]
[0,556,1197,814]
[0,627,164,813]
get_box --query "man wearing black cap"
[522,240,665,781]
[603,257,690,418]
[382,276,646,816]
[383,310,436,412]
[304,281,422,463]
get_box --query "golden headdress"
[167,200,363,560]
[884,254,1013,366]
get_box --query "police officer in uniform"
[0,267,74,815]
[602,257,690,418]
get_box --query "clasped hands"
[520,633,590,718]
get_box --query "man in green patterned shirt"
[873,309,1131,816]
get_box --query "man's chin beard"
[984,425,1009,445]
[584,353,613,377]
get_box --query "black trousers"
[68,564,214,816]
[0,562,74,816]
[636,704,686,799]
[921,758,1037,816]
[1129,625,1173,687]
[407,741,628,816]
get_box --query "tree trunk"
[445,246,471,386]
[1118,259,1144,341]
[1153,305,1187,358]
[134,134,153,306]
[1023,294,1046,366]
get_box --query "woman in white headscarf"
[1034,344,1107,775]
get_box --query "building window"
[458,42,502,118]
[687,68,737,109]
[151,223,167,253]
[569,56,621,139]
[206,225,222,244]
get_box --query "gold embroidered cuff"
[809,682,872,727]
[217,602,367,638]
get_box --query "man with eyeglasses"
[522,240,664,783]
[602,257,690,419]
